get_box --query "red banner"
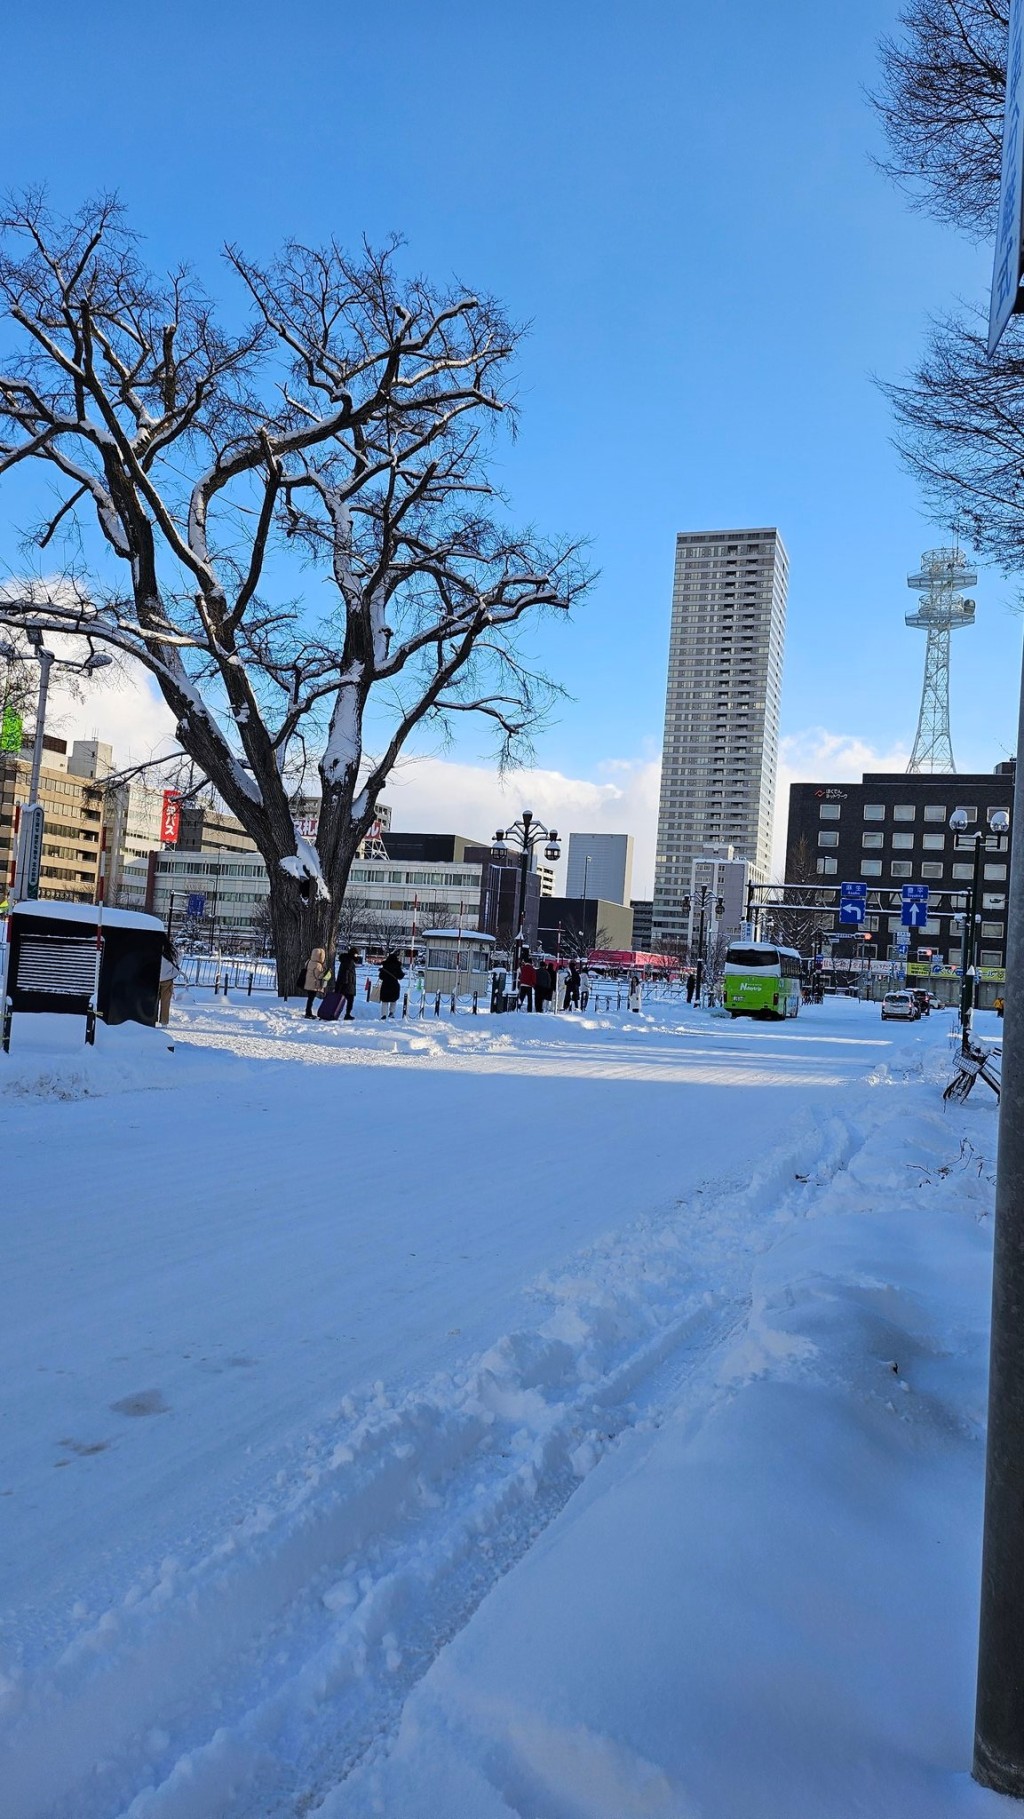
[160,790,182,845]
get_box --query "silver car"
[881,991,919,1022]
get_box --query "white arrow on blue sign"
[901,884,929,929]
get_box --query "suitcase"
[317,991,345,1021]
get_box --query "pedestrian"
[563,962,581,1011]
[518,954,536,1011]
[535,960,554,1012]
[628,970,642,1014]
[579,965,591,1011]
[686,971,696,1004]
[336,947,358,1020]
[303,945,326,1018]
[158,935,181,1027]
[379,950,404,1019]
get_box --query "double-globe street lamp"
[948,804,1010,1056]
[493,810,561,1001]
[0,626,112,901]
[680,884,724,1004]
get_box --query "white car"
[881,991,919,1022]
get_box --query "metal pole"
[26,647,53,807]
[964,831,986,1051]
[974,647,1024,1790]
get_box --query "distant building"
[785,765,1015,972]
[178,804,257,855]
[653,527,788,947]
[566,833,634,905]
[630,899,653,949]
[66,739,168,907]
[537,895,634,956]
[0,735,103,903]
[535,863,556,897]
[688,848,750,959]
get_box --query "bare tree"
[769,836,832,956]
[0,196,589,991]
[872,3,1024,558]
[872,0,1008,237]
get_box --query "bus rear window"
[724,947,778,968]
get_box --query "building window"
[952,863,974,880]
[922,834,944,851]
[893,804,916,821]
[818,831,839,848]
[983,894,1007,910]
[923,805,947,823]
[861,860,882,877]
[862,832,884,849]
[864,804,885,821]
[985,863,1008,881]
[818,803,840,820]
[921,862,943,880]
[982,921,1004,938]
[981,951,1003,967]
[890,861,913,878]
[816,857,837,876]
[892,832,915,850]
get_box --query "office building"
[630,899,654,949]
[0,735,103,902]
[178,803,258,855]
[66,740,169,906]
[785,765,1015,971]
[653,527,788,947]
[537,895,635,956]
[688,847,750,963]
[566,833,634,906]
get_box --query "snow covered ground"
[0,989,1011,1816]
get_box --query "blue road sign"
[901,884,929,929]
[186,892,207,918]
[839,902,865,926]
[840,881,868,899]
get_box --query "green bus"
[723,942,802,1020]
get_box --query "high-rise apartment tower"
[653,527,788,947]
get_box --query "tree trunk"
[267,869,334,998]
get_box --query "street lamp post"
[0,629,111,901]
[681,884,725,1005]
[492,810,561,1005]
[950,807,1009,1056]
[972,790,1022,1796]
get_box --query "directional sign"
[186,892,207,918]
[838,880,867,926]
[901,884,930,929]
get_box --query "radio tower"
[905,547,976,773]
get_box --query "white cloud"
[772,726,912,878]
[384,753,662,895]
[46,655,178,772]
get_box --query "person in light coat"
[158,936,181,1027]
[304,946,326,1018]
[579,966,591,1011]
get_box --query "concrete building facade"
[785,765,1015,972]
[565,833,634,906]
[0,735,104,903]
[653,527,788,947]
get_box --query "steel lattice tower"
[905,547,976,773]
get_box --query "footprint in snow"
[110,1389,170,1418]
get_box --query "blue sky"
[0,0,1017,889]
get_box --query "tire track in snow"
[0,1099,874,1819]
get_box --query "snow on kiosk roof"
[420,930,495,942]
[10,901,164,933]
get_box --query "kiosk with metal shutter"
[1,903,164,1051]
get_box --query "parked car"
[909,989,932,1016]
[881,991,920,1022]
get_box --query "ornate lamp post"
[493,810,561,1001]
[681,884,724,1004]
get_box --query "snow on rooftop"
[10,900,163,932]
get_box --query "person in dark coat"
[335,948,358,1020]
[379,951,404,1019]
[563,962,581,1011]
[535,961,554,1012]
[686,971,696,1004]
